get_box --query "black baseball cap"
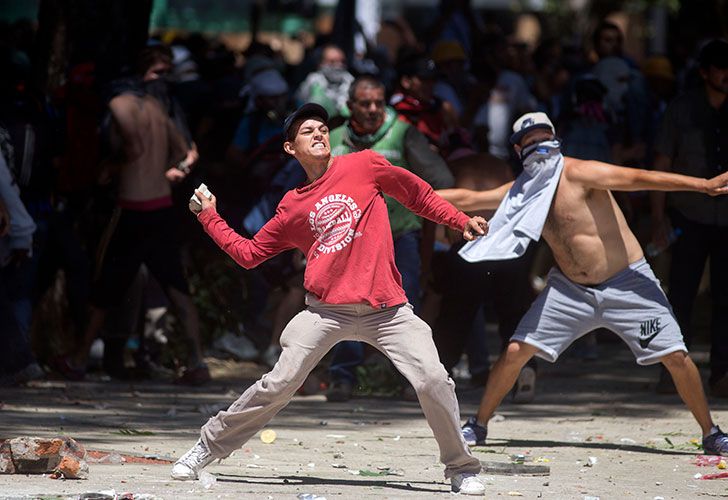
[397,57,437,79]
[283,103,329,140]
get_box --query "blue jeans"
[328,231,421,384]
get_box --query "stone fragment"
[53,455,89,479]
[0,440,15,474]
[10,437,64,473]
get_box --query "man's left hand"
[463,216,488,241]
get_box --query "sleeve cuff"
[196,207,218,226]
[455,212,470,231]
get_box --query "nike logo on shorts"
[639,318,664,349]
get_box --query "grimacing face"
[348,85,386,134]
[284,117,330,161]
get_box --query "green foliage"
[354,361,403,397]
[187,255,247,343]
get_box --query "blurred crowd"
[1,3,727,401]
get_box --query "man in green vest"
[326,75,456,401]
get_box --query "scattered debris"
[113,429,155,436]
[260,429,276,444]
[86,450,172,465]
[618,438,636,445]
[297,494,327,500]
[491,414,506,423]
[1,437,88,478]
[480,460,550,476]
[507,492,523,497]
[698,471,728,480]
[695,455,726,467]
[199,470,217,489]
[586,456,598,467]
[356,467,403,477]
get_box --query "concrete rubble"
[0,436,89,479]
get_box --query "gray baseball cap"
[510,112,555,145]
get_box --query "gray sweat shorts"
[512,258,687,365]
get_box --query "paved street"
[2,341,728,499]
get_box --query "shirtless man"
[438,112,728,455]
[58,74,208,384]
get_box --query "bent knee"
[504,341,537,363]
[661,350,689,370]
[412,371,454,396]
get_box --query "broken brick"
[0,440,15,474]
[9,437,63,473]
[53,455,89,479]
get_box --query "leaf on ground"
[114,428,156,436]
[664,437,674,448]
[358,469,390,476]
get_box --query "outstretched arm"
[565,157,728,196]
[370,153,487,240]
[437,182,514,212]
[192,190,294,269]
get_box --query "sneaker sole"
[170,469,197,480]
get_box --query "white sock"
[709,425,721,436]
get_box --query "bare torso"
[110,94,187,202]
[542,157,644,285]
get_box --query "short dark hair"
[137,45,173,75]
[348,75,385,102]
[699,39,728,70]
[319,43,345,64]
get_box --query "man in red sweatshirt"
[172,103,488,495]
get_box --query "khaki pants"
[201,295,481,478]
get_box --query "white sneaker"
[450,473,485,495]
[512,365,536,404]
[171,439,215,480]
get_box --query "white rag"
[459,140,564,262]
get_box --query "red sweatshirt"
[198,150,470,308]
